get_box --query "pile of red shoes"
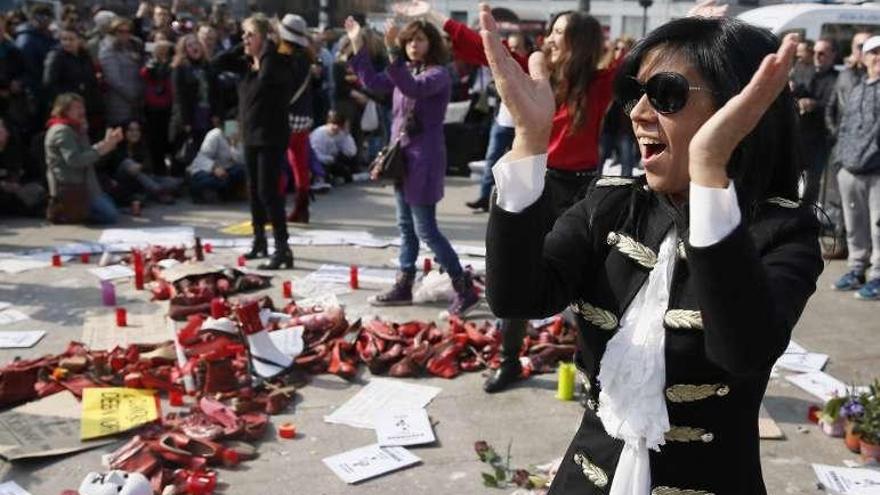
[106,397,266,494]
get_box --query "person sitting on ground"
[44,93,124,224]
[0,117,45,216]
[187,121,245,202]
[102,119,183,205]
[310,110,357,185]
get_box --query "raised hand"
[391,0,432,18]
[688,33,798,188]
[687,0,729,18]
[479,3,554,159]
[344,16,364,53]
[384,18,400,48]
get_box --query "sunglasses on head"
[618,72,712,115]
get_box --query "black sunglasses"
[618,72,712,115]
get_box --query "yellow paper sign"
[220,221,272,236]
[80,388,160,440]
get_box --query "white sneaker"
[311,177,332,192]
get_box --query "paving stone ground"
[0,176,875,494]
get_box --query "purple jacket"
[349,48,451,205]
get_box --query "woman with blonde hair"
[169,33,212,175]
[235,13,295,270]
[44,93,123,223]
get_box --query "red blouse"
[443,19,621,171]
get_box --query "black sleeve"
[172,67,195,128]
[211,43,247,74]
[486,189,600,319]
[688,210,823,376]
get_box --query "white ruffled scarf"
[597,232,677,495]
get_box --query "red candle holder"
[282,280,292,298]
[132,250,145,290]
[169,390,184,407]
[51,253,62,267]
[423,257,432,274]
[349,265,359,289]
[80,253,90,264]
[237,255,246,267]
[115,307,127,327]
[210,297,227,319]
[204,243,213,254]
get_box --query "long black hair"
[545,11,604,134]
[615,17,803,213]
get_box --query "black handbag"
[369,101,420,182]
[369,139,406,181]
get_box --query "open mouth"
[639,138,667,161]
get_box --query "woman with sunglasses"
[482,3,822,494]
[402,1,623,393]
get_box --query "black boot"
[483,319,526,393]
[258,247,293,270]
[483,358,523,393]
[465,196,490,212]
[243,235,268,260]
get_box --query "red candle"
[282,280,292,298]
[423,257,432,274]
[132,250,145,290]
[237,255,246,267]
[115,307,127,327]
[210,297,226,319]
[204,243,213,254]
[349,265,359,289]
[51,253,61,267]
[80,253,90,264]
[169,390,184,407]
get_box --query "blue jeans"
[89,192,119,224]
[478,122,516,201]
[395,189,463,277]
[189,165,245,198]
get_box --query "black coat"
[170,61,213,141]
[236,42,294,148]
[486,176,823,495]
[42,48,103,117]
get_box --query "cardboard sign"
[81,388,160,440]
[0,392,114,461]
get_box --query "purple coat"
[349,48,451,205]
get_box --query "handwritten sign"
[81,388,159,440]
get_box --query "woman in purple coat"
[346,17,478,316]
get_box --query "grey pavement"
[0,176,876,494]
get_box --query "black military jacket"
[486,176,823,495]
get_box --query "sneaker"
[369,271,415,306]
[449,272,479,316]
[311,177,332,193]
[832,270,866,291]
[855,278,880,300]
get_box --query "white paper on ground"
[786,371,851,403]
[98,227,195,251]
[0,481,31,495]
[297,293,341,309]
[813,463,880,494]
[88,265,135,281]
[290,278,352,299]
[785,340,807,355]
[0,302,10,311]
[324,378,442,429]
[50,241,106,256]
[0,310,30,326]
[775,352,829,373]
[202,238,252,249]
[0,331,46,349]
[81,306,173,350]
[307,265,397,286]
[374,409,436,447]
[322,444,421,484]
[267,326,305,357]
[0,256,51,274]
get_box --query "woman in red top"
[405,2,622,392]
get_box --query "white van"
[739,3,880,59]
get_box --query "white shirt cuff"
[492,153,547,213]
[688,181,741,248]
